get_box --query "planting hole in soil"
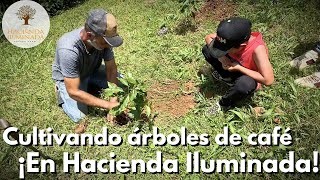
[148,80,196,118]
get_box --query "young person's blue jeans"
[55,65,121,123]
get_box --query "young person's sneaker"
[211,70,234,86]
[198,63,213,76]
[294,72,320,89]
[290,42,320,70]
[207,101,231,115]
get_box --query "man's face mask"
[87,37,103,51]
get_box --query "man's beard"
[87,38,103,50]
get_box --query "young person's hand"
[226,62,241,72]
[218,56,232,70]
[205,33,217,45]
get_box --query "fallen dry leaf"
[253,107,266,117]
[74,119,88,134]
[274,118,281,124]
[185,82,195,91]
[106,114,116,124]
[275,107,284,115]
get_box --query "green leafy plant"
[102,73,153,123]
[174,0,201,35]
[179,0,200,19]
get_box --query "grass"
[1,0,320,179]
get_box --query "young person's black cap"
[209,17,252,58]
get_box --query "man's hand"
[110,97,118,103]
[106,97,120,124]
[106,99,119,110]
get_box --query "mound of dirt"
[196,0,237,22]
[147,80,196,118]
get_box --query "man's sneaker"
[290,44,320,70]
[294,72,320,89]
[211,70,234,86]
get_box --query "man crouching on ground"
[202,17,274,114]
[52,9,122,123]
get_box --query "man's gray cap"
[86,9,123,47]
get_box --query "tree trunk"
[23,16,29,25]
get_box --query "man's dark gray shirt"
[52,28,114,81]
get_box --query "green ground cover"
[1,0,320,179]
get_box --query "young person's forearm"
[237,66,273,85]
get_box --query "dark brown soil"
[106,112,131,126]
[199,87,215,99]
[115,113,131,125]
[106,111,151,126]
[195,0,238,22]
[147,80,196,118]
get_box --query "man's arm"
[64,77,119,109]
[227,45,274,86]
[105,58,119,86]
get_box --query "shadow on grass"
[293,42,318,58]
[174,18,198,35]
[289,41,319,75]
[288,67,302,76]
[197,69,256,108]
[198,77,228,98]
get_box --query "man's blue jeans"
[55,65,120,123]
